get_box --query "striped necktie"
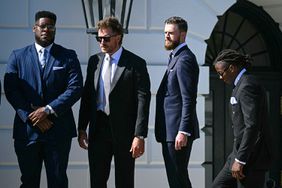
[39,48,47,68]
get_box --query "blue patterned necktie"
[39,48,47,68]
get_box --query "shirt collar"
[234,68,246,86]
[34,43,53,53]
[106,46,123,63]
[171,42,186,56]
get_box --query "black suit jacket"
[155,45,199,142]
[230,73,272,171]
[78,48,151,149]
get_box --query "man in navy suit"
[78,17,151,188]
[4,11,83,188]
[155,16,199,188]
[212,49,272,188]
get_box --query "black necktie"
[168,52,173,65]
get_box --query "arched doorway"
[204,0,282,186]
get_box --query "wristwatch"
[44,106,51,115]
[136,136,144,139]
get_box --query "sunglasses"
[95,35,117,43]
[217,65,231,77]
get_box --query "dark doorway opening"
[204,0,282,186]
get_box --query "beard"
[164,39,180,50]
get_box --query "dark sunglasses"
[36,24,56,31]
[217,65,231,77]
[95,35,117,43]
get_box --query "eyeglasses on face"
[36,24,56,31]
[217,65,231,77]
[95,35,117,43]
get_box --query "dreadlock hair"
[213,49,253,71]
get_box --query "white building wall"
[0,0,236,187]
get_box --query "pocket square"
[230,97,238,104]
[53,66,64,70]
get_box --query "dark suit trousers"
[162,140,193,188]
[88,111,135,188]
[212,154,266,188]
[14,139,72,188]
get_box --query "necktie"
[168,52,173,65]
[104,55,111,115]
[39,48,47,68]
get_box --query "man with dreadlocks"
[212,49,272,188]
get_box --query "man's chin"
[165,45,173,50]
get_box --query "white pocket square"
[53,66,64,70]
[230,97,238,104]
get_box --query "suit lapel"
[94,54,104,91]
[42,44,57,80]
[30,45,42,78]
[30,45,44,97]
[167,45,188,73]
[110,50,126,92]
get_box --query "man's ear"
[180,31,187,42]
[229,64,238,73]
[32,25,36,33]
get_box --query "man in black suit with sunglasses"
[78,17,151,188]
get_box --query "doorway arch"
[204,0,282,185]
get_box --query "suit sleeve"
[134,59,151,137]
[4,51,32,122]
[236,83,261,162]
[176,54,199,134]
[78,56,96,131]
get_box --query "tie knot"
[168,52,173,65]
[40,48,47,54]
[105,54,111,61]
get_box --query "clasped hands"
[28,105,53,133]
[231,160,246,180]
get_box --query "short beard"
[165,40,180,50]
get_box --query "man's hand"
[78,130,88,150]
[130,137,145,158]
[175,132,188,150]
[29,106,48,125]
[28,105,52,133]
[231,160,245,180]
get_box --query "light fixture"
[82,0,133,34]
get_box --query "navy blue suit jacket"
[155,45,199,142]
[4,43,83,142]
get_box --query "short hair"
[97,17,123,37]
[213,49,252,70]
[35,10,57,23]
[164,16,188,32]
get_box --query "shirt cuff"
[46,105,57,116]
[178,131,191,137]
[235,158,246,165]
